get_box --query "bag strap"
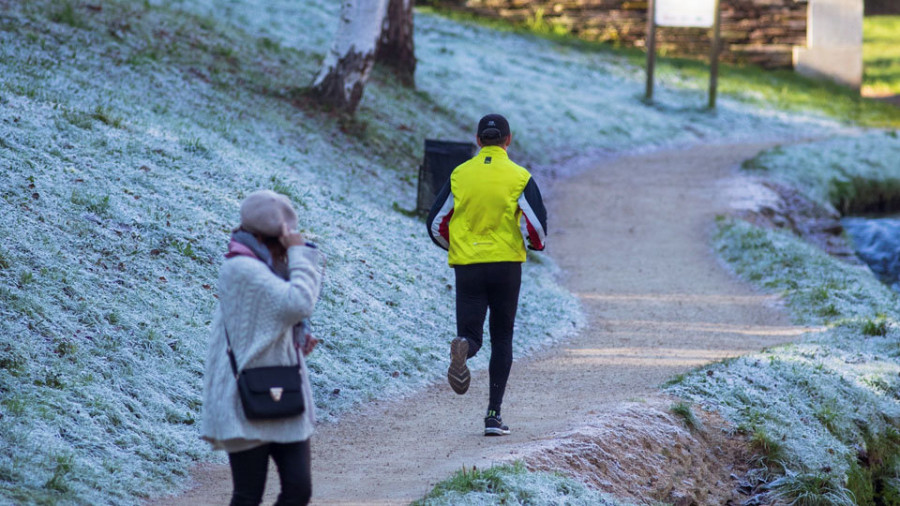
[223,326,240,380]
[223,324,302,381]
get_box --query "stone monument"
[793,0,863,90]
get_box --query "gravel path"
[150,142,804,505]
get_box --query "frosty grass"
[0,0,884,504]
[666,134,900,502]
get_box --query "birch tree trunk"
[310,0,389,114]
[376,0,416,87]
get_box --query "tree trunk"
[310,0,389,114]
[376,0,416,87]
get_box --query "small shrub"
[2,397,26,416]
[17,270,34,288]
[417,463,515,498]
[769,470,856,506]
[257,37,280,52]
[44,455,74,493]
[53,339,77,357]
[70,190,111,216]
[171,240,202,262]
[91,106,124,128]
[671,401,702,430]
[741,154,770,171]
[862,315,890,337]
[814,401,840,435]
[37,371,65,389]
[0,345,26,375]
[104,311,121,325]
[211,44,236,60]
[750,427,785,468]
[269,176,302,205]
[818,303,840,318]
[662,372,687,387]
[62,109,93,130]
[181,137,208,155]
[50,2,85,29]
[809,286,830,303]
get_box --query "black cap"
[477,114,510,141]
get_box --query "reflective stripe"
[430,193,454,250]
[518,190,546,250]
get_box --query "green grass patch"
[418,464,514,498]
[864,16,900,97]
[421,5,900,129]
[671,217,900,504]
[413,461,625,505]
[739,132,900,214]
[91,105,124,129]
[49,1,86,29]
[714,219,898,324]
[670,401,702,430]
[862,315,890,337]
[769,470,856,506]
[748,426,786,470]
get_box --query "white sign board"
[655,0,715,27]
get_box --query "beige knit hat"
[239,190,298,237]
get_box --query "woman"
[202,190,323,506]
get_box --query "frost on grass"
[668,219,900,502]
[741,130,900,213]
[713,219,896,325]
[166,0,843,170]
[413,462,627,506]
[0,2,583,503]
[0,0,855,503]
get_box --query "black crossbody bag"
[225,327,305,420]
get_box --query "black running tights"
[454,262,522,413]
[227,440,311,506]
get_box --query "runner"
[426,113,548,436]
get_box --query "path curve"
[151,142,804,505]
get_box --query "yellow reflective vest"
[427,145,548,266]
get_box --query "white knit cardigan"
[201,245,322,452]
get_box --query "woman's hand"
[298,336,319,356]
[279,223,304,249]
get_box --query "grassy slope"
[740,131,900,214]
[422,5,900,130]
[0,2,579,503]
[864,16,900,97]
[665,136,900,503]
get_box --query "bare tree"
[310,0,389,113]
[376,0,416,87]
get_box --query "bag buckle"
[269,387,284,402]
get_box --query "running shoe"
[484,413,511,436]
[447,337,470,395]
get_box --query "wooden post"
[708,0,722,109]
[645,0,657,102]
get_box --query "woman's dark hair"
[261,234,286,260]
[235,225,287,261]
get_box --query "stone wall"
[865,0,900,15]
[429,0,809,68]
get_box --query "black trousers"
[454,262,522,413]
[227,440,312,506]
